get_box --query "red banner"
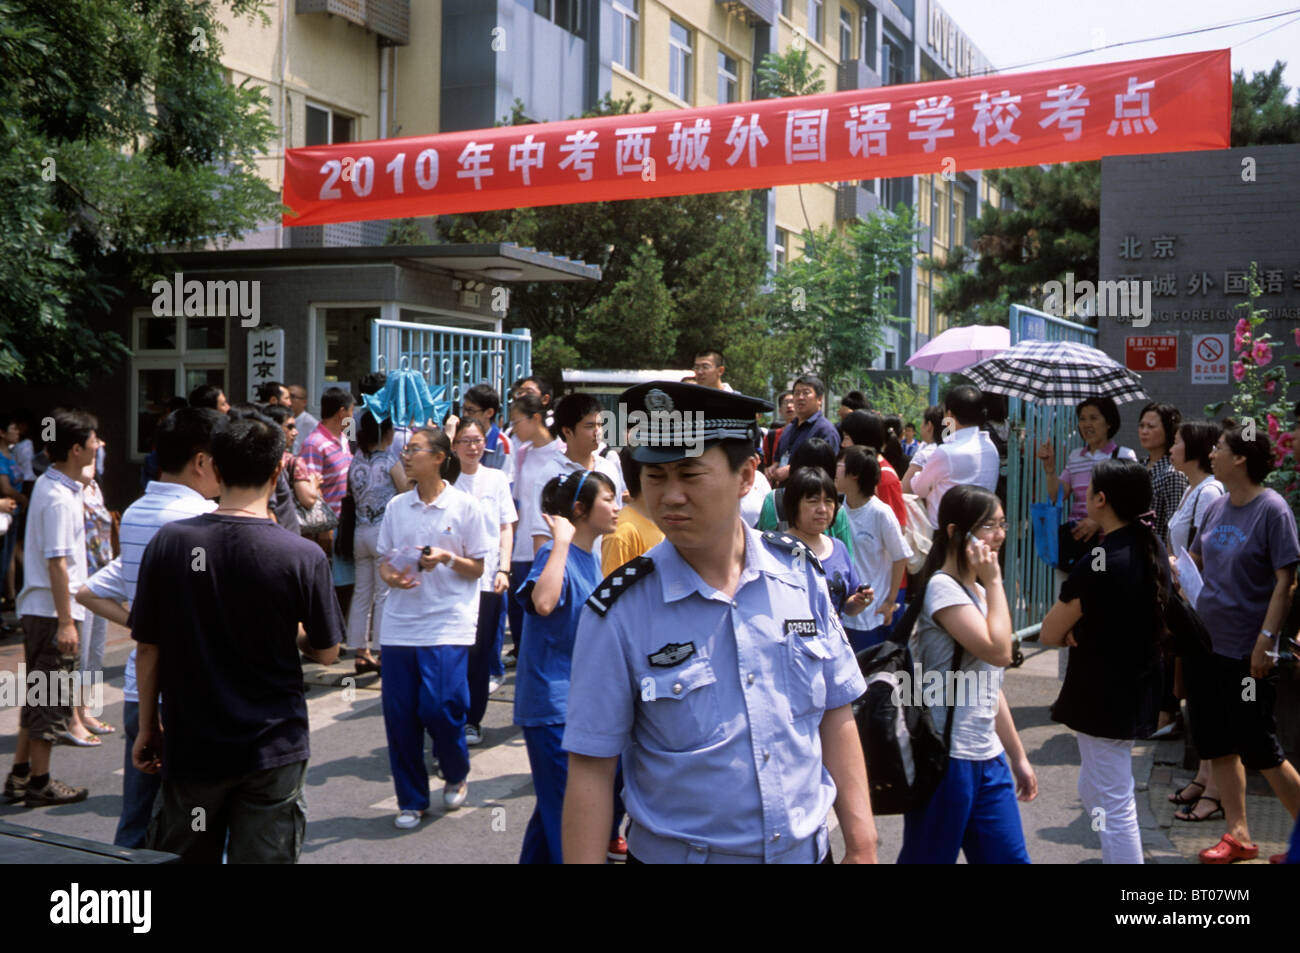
[283,49,1229,227]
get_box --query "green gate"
[1003,305,1098,638]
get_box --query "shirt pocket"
[636,658,723,752]
[786,635,831,721]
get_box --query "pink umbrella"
[906,325,1011,373]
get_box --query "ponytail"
[541,469,616,522]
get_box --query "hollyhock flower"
[1268,414,1280,440]
[1253,341,1273,365]
[1265,380,1277,396]
[1232,361,1246,382]
[1234,318,1252,351]
[1294,327,1300,347]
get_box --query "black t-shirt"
[130,513,344,780]
[1050,523,1169,740]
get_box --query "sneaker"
[488,678,501,695]
[443,781,468,811]
[3,771,28,803]
[465,724,483,747]
[503,652,517,669]
[607,836,628,861]
[394,809,424,830]
[25,778,89,807]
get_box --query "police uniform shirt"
[562,522,867,863]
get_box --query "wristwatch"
[1260,628,1277,643]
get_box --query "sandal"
[1168,780,1206,805]
[58,731,102,747]
[1174,796,1224,823]
[1199,833,1258,864]
[354,657,381,674]
[84,718,116,735]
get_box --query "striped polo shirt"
[1059,440,1139,520]
[299,423,353,516]
[85,481,216,702]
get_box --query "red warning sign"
[1126,335,1177,372]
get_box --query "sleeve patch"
[585,555,655,617]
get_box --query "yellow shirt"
[601,504,665,576]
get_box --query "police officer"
[560,382,877,864]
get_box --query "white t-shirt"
[841,496,912,631]
[16,469,88,621]
[377,483,495,646]
[513,438,566,547]
[909,573,1004,761]
[455,466,518,591]
[1167,476,1225,557]
[741,468,772,528]
[518,448,626,547]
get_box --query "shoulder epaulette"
[585,555,655,617]
[761,531,824,574]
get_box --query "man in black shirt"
[131,412,343,863]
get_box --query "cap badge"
[645,388,674,413]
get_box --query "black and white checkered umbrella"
[963,339,1149,405]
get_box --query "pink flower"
[1268,413,1280,440]
[1265,380,1277,395]
[1232,361,1246,382]
[1253,341,1273,365]
[1295,327,1300,347]
[1235,318,1252,352]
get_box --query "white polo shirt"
[377,483,495,647]
[519,449,626,546]
[16,468,88,622]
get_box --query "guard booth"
[371,320,532,410]
[1003,305,1098,639]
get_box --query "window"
[916,272,931,338]
[807,0,824,45]
[535,0,582,38]
[782,0,792,17]
[934,180,950,250]
[305,102,353,146]
[669,20,693,103]
[953,189,966,246]
[839,8,853,62]
[613,0,639,73]
[774,228,788,269]
[130,311,228,460]
[917,174,931,227]
[718,51,738,104]
[882,36,906,85]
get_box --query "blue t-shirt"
[0,453,15,482]
[819,536,860,618]
[513,542,603,727]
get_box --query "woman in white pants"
[1041,458,1170,864]
[346,411,406,674]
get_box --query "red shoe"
[1199,834,1259,864]
[1269,852,1288,864]
[607,836,628,861]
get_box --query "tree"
[767,205,919,392]
[932,62,1300,322]
[0,0,281,386]
[755,47,825,235]
[441,94,773,394]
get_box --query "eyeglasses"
[455,438,485,448]
[977,520,1009,532]
[400,446,439,457]
[692,363,715,371]
[793,389,817,399]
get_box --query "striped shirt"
[85,481,216,702]
[298,424,353,516]
[1059,441,1139,521]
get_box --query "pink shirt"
[299,424,353,516]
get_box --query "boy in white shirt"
[836,446,912,653]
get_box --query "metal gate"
[1003,305,1097,636]
[370,319,531,409]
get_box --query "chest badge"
[648,642,695,667]
[784,619,818,638]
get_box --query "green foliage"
[384,218,428,245]
[932,62,1300,322]
[755,47,825,99]
[1204,263,1300,516]
[767,205,919,393]
[861,375,935,427]
[442,92,773,395]
[0,0,281,386]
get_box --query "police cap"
[617,381,773,464]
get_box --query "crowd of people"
[2,347,1298,866]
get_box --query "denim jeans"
[114,700,162,849]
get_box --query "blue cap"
[617,381,772,463]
